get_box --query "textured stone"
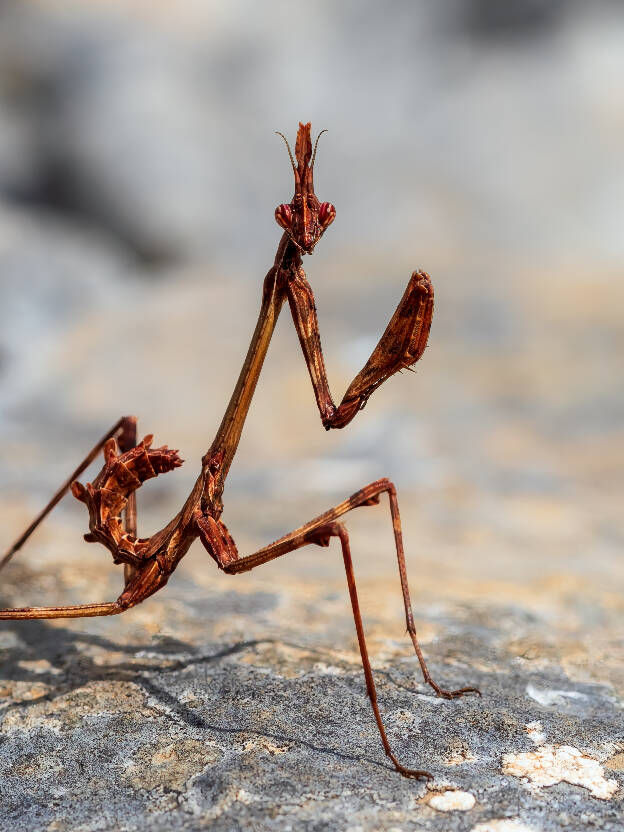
[0,2,622,830]
[0,551,622,831]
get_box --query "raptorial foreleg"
[287,269,434,429]
[0,416,138,571]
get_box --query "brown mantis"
[0,122,478,780]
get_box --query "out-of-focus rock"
[0,5,219,262]
[0,2,622,265]
[0,200,140,496]
[0,94,41,199]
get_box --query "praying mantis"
[0,122,478,779]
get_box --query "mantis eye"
[275,204,292,230]
[319,202,336,230]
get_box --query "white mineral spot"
[471,821,536,832]
[525,683,587,707]
[525,720,546,745]
[503,744,618,800]
[429,790,476,812]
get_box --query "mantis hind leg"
[0,558,165,620]
[223,479,479,699]
[0,601,124,620]
[0,415,138,572]
[198,478,479,778]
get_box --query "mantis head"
[275,122,336,254]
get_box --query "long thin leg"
[0,601,123,620]
[227,478,478,699]
[0,555,163,620]
[200,480,477,778]
[224,515,430,778]
[313,520,432,780]
[386,486,478,700]
[286,268,433,429]
[0,416,137,572]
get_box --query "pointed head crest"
[274,122,335,253]
[276,122,327,181]
[295,122,312,171]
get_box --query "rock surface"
[0,555,622,831]
[0,2,622,830]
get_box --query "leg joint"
[359,478,395,507]
[305,521,348,548]
[196,513,240,569]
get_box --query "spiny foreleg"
[0,416,137,572]
[287,269,434,429]
[71,434,183,568]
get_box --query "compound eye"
[275,204,293,230]
[318,202,336,230]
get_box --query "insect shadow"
[0,610,402,775]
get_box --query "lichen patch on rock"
[0,679,50,703]
[502,744,618,800]
[525,683,589,707]
[242,736,291,755]
[525,720,546,746]
[605,751,624,772]
[124,739,223,791]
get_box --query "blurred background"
[0,0,622,687]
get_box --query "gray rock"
[0,95,41,199]
[0,561,622,831]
